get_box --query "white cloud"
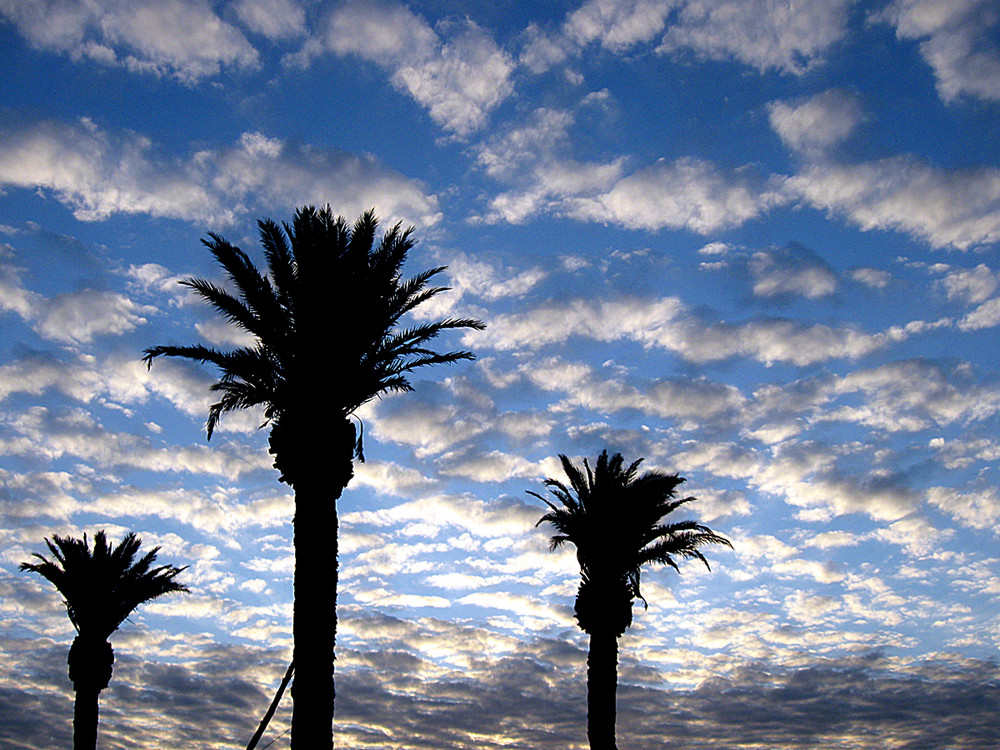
[475,295,896,366]
[927,486,1000,531]
[568,158,786,233]
[0,119,440,227]
[938,263,999,304]
[852,267,892,289]
[0,0,259,82]
[345,493,538,541]
[0,259,41,320]
[36,289,152,345]
[768,89,863,158]
[233,0,306,40]
[476,108,626,224]
[785,157,1000,250]
[367,401,485,458]
[564,0,677,51]
[959,297,1000,330]
[826,359,1000,432]
[1,406,270,481]
[877,0,1000,102]
[523,357,745,425]
[872,516,944,556]
[439,451,544,484]
[749,245,837,299]
[659,0,852,74]
[352,460,436,497]
[295,1,514,137]
[784,591,841,624]
[805,530,861,549]
[477,108,782,234]
[535,0,850,77]
[414,251,547,320]
[0,257,152,345]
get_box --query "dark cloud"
[2,632,997,749]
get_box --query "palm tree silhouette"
[20,531,187,750]
[531,450,732,750]
[143,206,484,748]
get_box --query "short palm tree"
[20,531,188,750]
[143,206,484,748]
[531,450,731,750]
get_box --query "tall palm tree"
[143,206,484,748]
[20,531,188,750]
[531,450,732,750]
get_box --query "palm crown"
[20,531,188,641]
[532,450,732,634]
[143,206,484,445]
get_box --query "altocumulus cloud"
[0,119,440,227]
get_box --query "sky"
[1,0,999,747]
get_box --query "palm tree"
[20,531,188,750]
[530,450,732,750]
[143,206,484,748]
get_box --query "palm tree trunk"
[587,628,619,750]
[280,417,355,750]
[67,637,113,750]
[73,685,101,750]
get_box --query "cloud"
[851,267,892,289]
[825,359,1000,432]
[0,119,440,227]
[938,263,999,304]
[531,0,851,76]
[2,628,997,750]
[475,107,626,224]
[749,244,838,299]
[523,356,745,427]
[960,297,1000,330]
[785,157,1000,249]
[0,257,152,346]
[568,157,786,233]
[233,0,306,40]
[659,0,852,74]
[927,485,1000,532]
[0,0,259,82]
[768,89,863,158]
[564,0,676,51]
[0,405,270,481]
[473,295,905,366]
[477,106,782,233]
[876,0,1000,102]
[411,250,547,320]
[293,1,514,137]
[344,492,539,542]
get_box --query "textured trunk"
[274,416,355,750]
[73,685,101,750]
[587,628,619,750]
[68,636,113,750]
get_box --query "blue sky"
[1,0,999,747]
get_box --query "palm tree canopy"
[20,531,188,641]
[143,207,485,444]
[531,450,731,633]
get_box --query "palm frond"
[21,531,188,639]
[531,449,732,634]
[145,207,485,442]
